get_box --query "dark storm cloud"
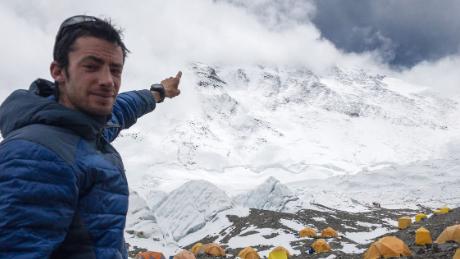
[311,0,460,67]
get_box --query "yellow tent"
[311,239,331,253]
[299,227,317,238]
[321,227,338,238]
[238,246,260,259]
[268,246,290,259]
[203,243,226,257]
[415,227,432,245]
[173,250,196,259]
[398,216,411,229]
[363,236,412,259]
[191,243,203,255]
[439,207,451,213]
[415,213,427,222]
[435,224,460,244]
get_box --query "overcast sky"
[0,0,458,101]
[312,0,460,68]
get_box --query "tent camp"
[135,251,166,259]
[311,239,331,253]
[191,243,204,255]
[321,227,338,238]
[435,224,460,244]
[268,246,290,259]
[238,246,260,259]
[363,236,412,259]
[299,227,317,238]
[203,243,226,257]
[174,250,196,259]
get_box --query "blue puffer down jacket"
[0,79,156,258]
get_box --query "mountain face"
[117,62,460,257]
[138,62,457,176]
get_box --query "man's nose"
[99,66,115,88]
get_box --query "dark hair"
[53,15,129,70]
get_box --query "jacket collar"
[0,78,109,140]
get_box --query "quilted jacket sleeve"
[105,90,156,142]
[0,139,79,258]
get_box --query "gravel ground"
[129,206,460,258]
[186,207,459,258]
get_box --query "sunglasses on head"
[56,15,102,38]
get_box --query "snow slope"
[116,63,460,256]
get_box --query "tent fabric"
[398,217,412,229]
[299,227,317,238]
[268,246,289,259]
[363,236,412,259]
[135,251,166,259]
[439,207,451,214]
[174,250,196,259]
[454,248,460,259]
[311,239,331,253]
[203,243,226,257]
[238,246,260,259]
[435,224,460,244]
[321,227,338,238]
[415,213,427,222]
[191,243,204,255]
[415,227,432,245]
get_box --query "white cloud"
[398,55,460,97]
[0,0,457,102]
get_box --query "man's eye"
[111,69,122,76]
[84,65,97,70]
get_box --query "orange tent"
[454,248,460,259]
[268,246,290,259]
[135,251,166,259]
[191,243,204,255]
[435,224,460,244]
[299,227,317,238]
[311,239,331,253]
[321,227,338,238]
[363,236,412,259]
[174,250,196,259]
[238,246,260,259]
[203,243,226,257]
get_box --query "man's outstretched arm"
[105,71,182,142]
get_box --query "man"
[0,15,181,258]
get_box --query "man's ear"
[50,61,65,84]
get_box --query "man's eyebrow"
[80,55,104,64]
[79,55,123,68]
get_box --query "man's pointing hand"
[161,71,182,98]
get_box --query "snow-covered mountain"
[117,62,460,257]
[117,62,459,194]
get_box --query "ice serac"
[153,180,233,241]
[125,191,163,239]
[235,176,297,211]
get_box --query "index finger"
[175,71,182,79]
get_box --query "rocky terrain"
[127,206,459,258]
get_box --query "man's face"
[51,36,124,116]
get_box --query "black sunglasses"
[56,15,102,38]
